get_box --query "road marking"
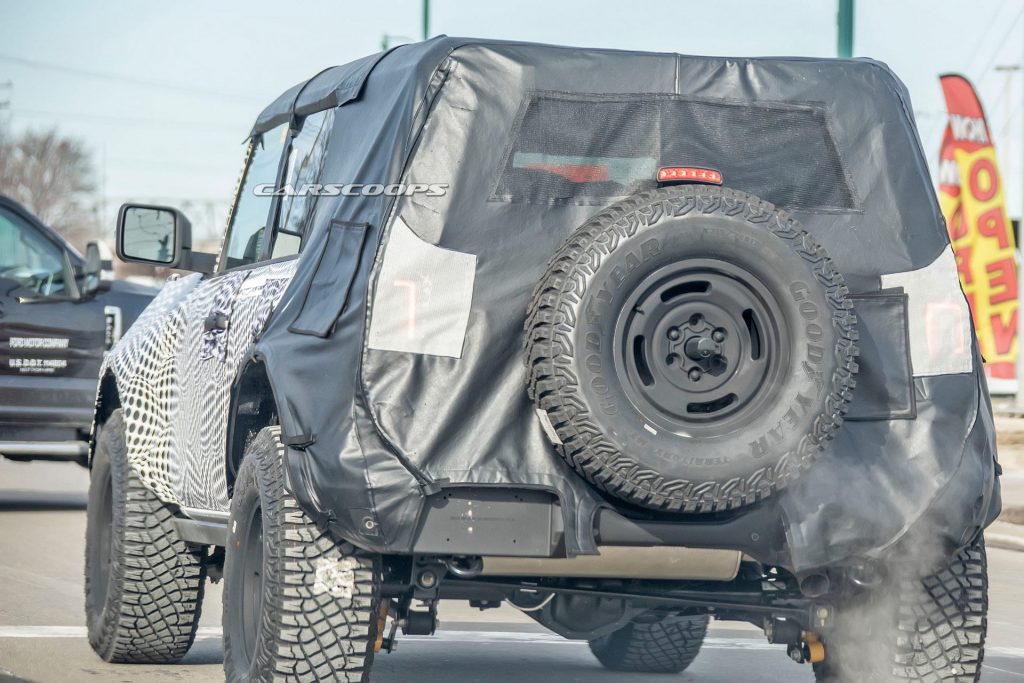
[0,626,1022,661]
[0,626,86,638]
[0,626,219,639]
[984,664,1024,678]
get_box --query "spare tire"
[525,186,858,512]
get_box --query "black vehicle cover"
[249,36,999,572]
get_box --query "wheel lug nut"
[667,327,681,340]
[688,368,702,382]
[689,314,703,326]
[712,328,726,343]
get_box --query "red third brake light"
[657,166,723,185]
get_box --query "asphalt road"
[1,459,1023,683]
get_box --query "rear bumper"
[404,486,790,567]
[359,384,998,573]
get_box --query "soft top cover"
[253,37,997,571]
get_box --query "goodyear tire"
[525,185,858,512]
[85,408,206,663]
[223,427,384,683]
[589,613,709,673]
[814,538,989,682]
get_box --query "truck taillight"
[657,166,723,185]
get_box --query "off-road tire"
[814,539,988,682]
[223,426,383,683]
[84,408,206,663]
[525,185,858,512]
[588,613,709,673]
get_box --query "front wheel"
[84,409,206,663]
[223,426,384,683]
[815,538,988,682]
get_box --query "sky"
[1,0,1023,241]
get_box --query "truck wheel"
[223,426,383,683]
[525,185,858,512]
[814,539,988,682]
[85,409,206,663]
[588,613,709,673]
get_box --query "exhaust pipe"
[445,556,484,579]
[799,572,831,598]
[848,560,884,588]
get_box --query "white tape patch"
[880,247,973,377]
[312,557,360,599]
[368,217,477,358]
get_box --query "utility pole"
[837,0,854,58]
[996,65,1020,180]
[1000,62,1024,406]
[381,0,429,50]
[1019,20,1024,405]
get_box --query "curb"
[986,533,1024,553]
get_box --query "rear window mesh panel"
[491,94,859,212]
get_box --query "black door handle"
[203,312,229,332]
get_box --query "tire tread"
[85,409,206,664]
[223,426,381,683]
[588,614,709,674]
[524,185,859,512]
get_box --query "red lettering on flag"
[987,257,1018,305]
[991,309,1017,356]
[968,156,999,202]
[977,207,1011,249]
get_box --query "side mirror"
[83,241,103,295]
[115,204,215,274]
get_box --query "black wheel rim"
[613,259,790,437]
[239,504,265,663]
[88,470,114,611]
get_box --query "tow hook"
[788,632,826,664]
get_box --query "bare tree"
[0,128,101,249]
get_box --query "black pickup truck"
[0,194,154,465]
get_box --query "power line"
[965,3,1014,79]
[0,53,262,104]
[12,107,243,132]
[106,156,236,172]
[996,98,1023,143]
[102,194,231,204]
[976,4,1024,85]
